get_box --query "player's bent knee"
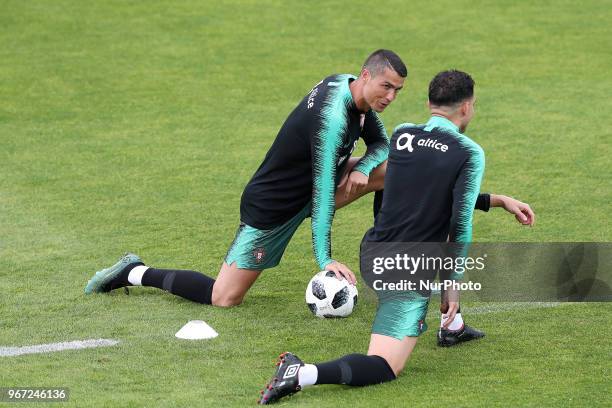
[211,294,243,307]
[213,299,242,308]
[211,287,245,307]
[370,354,403,377]
[390,361,405,377]
[211,265,259,307]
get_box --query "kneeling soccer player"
[259,70,485,404]
[84,51,531,310]
[84,50,407,305]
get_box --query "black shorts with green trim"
[224,203,311,270]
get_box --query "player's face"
[459,96,476,133]
[363,68,404,112]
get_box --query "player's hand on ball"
[339,171,369,199]
[325,261,356,285]
[499,195,535,226]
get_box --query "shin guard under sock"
[315,354,396,386]
[141,268,215,304]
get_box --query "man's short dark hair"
[363,49,407,78]
[428,70,474,106]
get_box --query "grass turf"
[1,0,610,406]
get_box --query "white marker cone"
[175,320,218,340]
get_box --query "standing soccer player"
[258,70,490,404]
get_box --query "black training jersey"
[363,116,485,244]
[241,74,389,268]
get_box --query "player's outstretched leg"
[258,334,411,404]
[437,305,485,347]
[85,253,215,303]
[85,255,259,307]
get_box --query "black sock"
[141,268,215,304]
[315,354,396,386]
[118,262,144,285]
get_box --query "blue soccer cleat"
[84,253,143,294]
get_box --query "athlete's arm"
[441,293,460,329]
[474,193,535,225]
[475,193,490,211]
[310,110,355,283]
[449,146,486,243]
[443,146,485,327]
[353,110,390,177]
[490,194,535,226]
[341,111,389,198]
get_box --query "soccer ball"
[305,271,358,318]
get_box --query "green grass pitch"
[1,1,610,406]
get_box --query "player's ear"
[460,100,469,116]
[361,68,371,82]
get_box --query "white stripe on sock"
[128,265,149,286]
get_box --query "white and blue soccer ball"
[305,271,358,318]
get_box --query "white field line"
[0,303,566,357]
[0,339,119,357]
[465,302,561,314]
